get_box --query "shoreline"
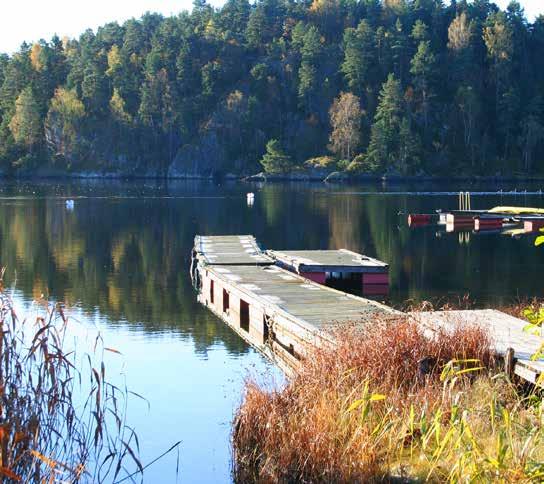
[3,170,544,184]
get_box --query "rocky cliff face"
[168,131,228,178]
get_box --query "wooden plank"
[410,310,544,386]
[194,235,274,265]
[268,249,388,274]
[206,264,396,331]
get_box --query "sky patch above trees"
[0,1,543,54]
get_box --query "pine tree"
[391,19,409,84]
[298,26,322,109]
[519,112,544,172]
[9,87,41,149]
[341,20,375,99]
[260,139,293,173]
[410,40,436,133]
[367,74,403,170]
[484,11,515,157]
[397,117,420,175]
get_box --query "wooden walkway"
[412,310,544,385]
[193,235,544,384]
[193,235,273,265]
[193,235,395,373]
[205,264,393,329]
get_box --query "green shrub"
[303,156,338,170]
[348,153,380,173]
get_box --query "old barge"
[191,235,394,374]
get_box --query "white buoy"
[247,192,255,206]
[66,199,75,210]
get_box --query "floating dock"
[192,236,394,374]
[193,235,544,385]
[192,235,273,266]
[409,203,544,235]
[268,249,389,297]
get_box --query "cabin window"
[240,300,250,332]
[210,279,214,304]
[223,289,229,313]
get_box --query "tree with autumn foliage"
[328,92,362,161]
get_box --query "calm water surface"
[2,179,544,482]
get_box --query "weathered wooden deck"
[207,264,393,329]
[268,249,388,274]
[193,235,544,384]
[193,235,273,265]
[193,235,395,373]
[412,310,544,385]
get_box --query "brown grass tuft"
[232,316,544,482]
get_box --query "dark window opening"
[263,314,269,342]
[325,271,362,294]
[210,279,214,304]
[240,300,250,332]
[223,289,229,313]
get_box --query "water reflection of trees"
[0,192,250,356]
[0,182,543,355]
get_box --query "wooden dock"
[193,235,273,265]
[410,204,544,235]
[268,249,389,296]
[412,310,544,385]
[192,236,395,374]
[193,235,544,384]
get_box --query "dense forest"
[0,0,543,178]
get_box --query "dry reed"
[233,316,544,482]
[0,286,144,482]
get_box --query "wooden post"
[505,347,515,379]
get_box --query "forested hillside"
[0,0,543,178]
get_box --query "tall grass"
[0,287,143,482]
[233,317,544,482]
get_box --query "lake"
[2,179,544,482]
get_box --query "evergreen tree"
[484,11,515,157]
[341,20,375,99]
[410,40,437,133]
[260,139,293,173]
[391,19,409,84]
[397,117,421,175]
[298,25,322,110]
[367,74,403,170]
[9,87,41,149]
[519,112,544,172]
